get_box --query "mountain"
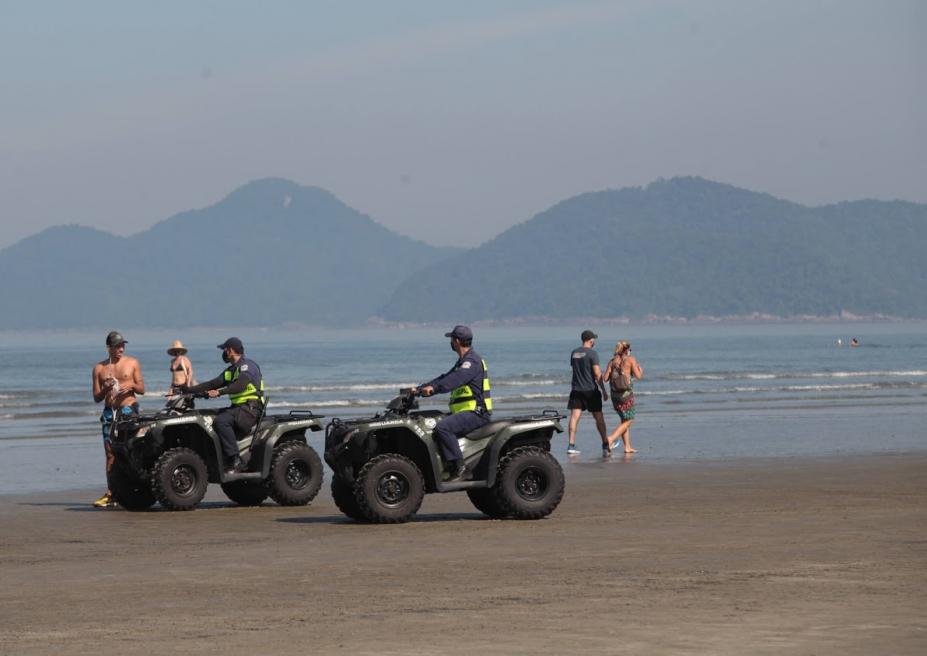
[379,177,927,321]
[0,178,459,329]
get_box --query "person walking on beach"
[167,340,194,396]
[91,331,145,508]
[603,340,643,454]
[182,337,264,474]
[418,325,492,482]
[567,330,609,456]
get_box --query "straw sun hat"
[167,340,188,356]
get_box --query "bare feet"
[624,447,637,454]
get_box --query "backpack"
[610,358,632,394]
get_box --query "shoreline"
[2,453,924,654]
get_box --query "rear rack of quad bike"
[509,408,565,422]
[287,410,325,420]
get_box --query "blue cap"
[445,325,473,341]
[217,337,244,352]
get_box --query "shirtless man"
[91,331,145,507]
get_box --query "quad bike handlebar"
[387,388,420,414]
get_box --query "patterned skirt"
[612,393,635,421]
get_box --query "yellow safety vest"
[448,358,492,414]
[223,366,264,405]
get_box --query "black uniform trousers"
[214,402,260,458]
[433,410,490,463]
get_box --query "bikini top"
[170,360,187,373]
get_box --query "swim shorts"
[612,393,635,421]
[568,389,603,412]
[101,403,139,443]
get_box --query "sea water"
[1,322,925,494]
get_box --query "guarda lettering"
[367,421,400,428]
[162,417,197,426]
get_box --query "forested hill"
[380,177,927,322]
[3,176,924,329]
[0,178,459,328]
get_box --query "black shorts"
[568,389,602,412]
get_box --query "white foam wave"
[267,399,378,409]
[808,370,927,378]
[266,383,415,393]
[671,370,926,382]
[782,383,880,392]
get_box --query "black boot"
[447,460,469,482]
[224,456,243,474]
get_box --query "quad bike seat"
[463,420,512,441]
[238,397,271,441]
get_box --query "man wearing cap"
[418,325,492,482]
[182,337,264,474]
[567,329,608,456]
[91,331,146,507]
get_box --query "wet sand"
[1,454,925,655]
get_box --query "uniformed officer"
[418,325,492,482]
[183,337,264,473]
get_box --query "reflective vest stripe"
[449,359,492,414]
[223,369,264,405]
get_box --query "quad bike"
[324,388,565,523]
[108,393,324,511]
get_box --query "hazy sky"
[1,0,923,249]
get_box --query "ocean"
[1,322,925,494]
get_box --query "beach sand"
[1,454,924,655]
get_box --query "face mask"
[222,350,231,363]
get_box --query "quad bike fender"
[481,420,562,488]
[252,419,323,477]
[149,416,226,472]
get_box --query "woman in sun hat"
[167,340,194,394]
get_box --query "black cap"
[581,329,597,342]
[217,337,244,353]
[106,331,127,347]
[444,325,473,341]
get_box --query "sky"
[1,0,924,249]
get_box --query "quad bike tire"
[151,447,209,511]
[109,465,156,511]
[492,446,565,520]
[267,442,323,506]
[467,488,509,519]
[331,475,365,521]
[221,479,269,506]
[353,453,424,523]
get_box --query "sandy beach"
[1,454,925,655]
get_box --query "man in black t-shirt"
[567,329,608,455]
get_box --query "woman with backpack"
[602,341,643,455]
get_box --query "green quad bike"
[324,388,566,523]
[108,393,325,511]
